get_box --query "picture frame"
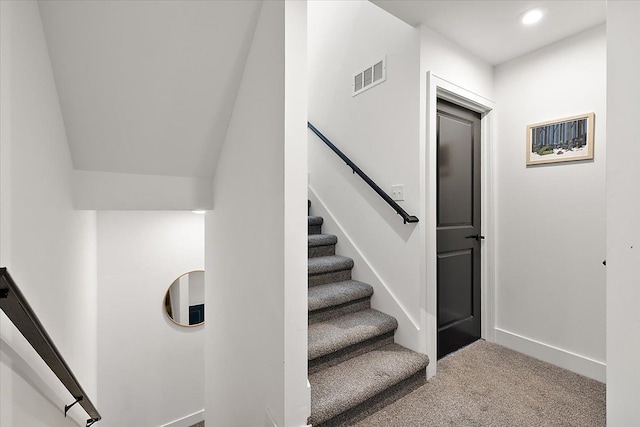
[526,112,595,165]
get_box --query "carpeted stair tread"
[308,343,429,426]
[308,280,373,312]
[308,309,397,360]
[308,216,324,226]
[309,215,324,235]
[308,255,354,276]
[308,233,338,247]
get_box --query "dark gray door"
[436,99,482,359]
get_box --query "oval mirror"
[164,270,205,327]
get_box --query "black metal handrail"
[308,122,419,224]
[0,268,101,426]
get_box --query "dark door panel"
[438,250,473,328]
[437,99,481,359]
[437,114,474,227]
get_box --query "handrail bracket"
[65,396,84,417]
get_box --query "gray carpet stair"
[309,343,429,426]
[308,255,354,287]
[309,216,324,235]
[307,205,428,426]
[308,234,338,258]
[308,309,397,372]
[308,280,373,324]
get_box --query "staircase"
[307,210,429,426]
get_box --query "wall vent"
[353,56,386,96]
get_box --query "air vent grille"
[353,56,386,96]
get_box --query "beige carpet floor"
[353,340,605,427]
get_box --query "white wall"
[205,1,308,426]
[283,1,310,425]
[308,0,423,351]
[420,25,494,100]
[606,2,640,424]
[0,2,97,426]
[72,170,213,211]
[96,211,204,427]
[494,26,606,381]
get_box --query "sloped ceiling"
[372,0,606,65]
[39,0,262,178]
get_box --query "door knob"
[465,234,485,242]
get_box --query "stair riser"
[308,244,336,258]
[312,369,427,427]
[308,224,322,235]
[309,270,351,287]
[309,298,370,325]
[309,332,394,375]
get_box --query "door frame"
[421,72,496,378]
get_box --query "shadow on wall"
[0,336,64,418]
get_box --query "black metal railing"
[0,268,101,426]
[308,122,419,224]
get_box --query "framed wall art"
[526,112,595,165]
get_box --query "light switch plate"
[391,184,404,201]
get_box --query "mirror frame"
[163,270,205,328]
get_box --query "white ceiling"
[372,1,606,65]
[39,0,262,178]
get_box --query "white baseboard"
[494,328,606,383]
[159,409,204,427]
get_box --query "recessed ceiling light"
[520,8,546,26]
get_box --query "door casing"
[421,72,496,378]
